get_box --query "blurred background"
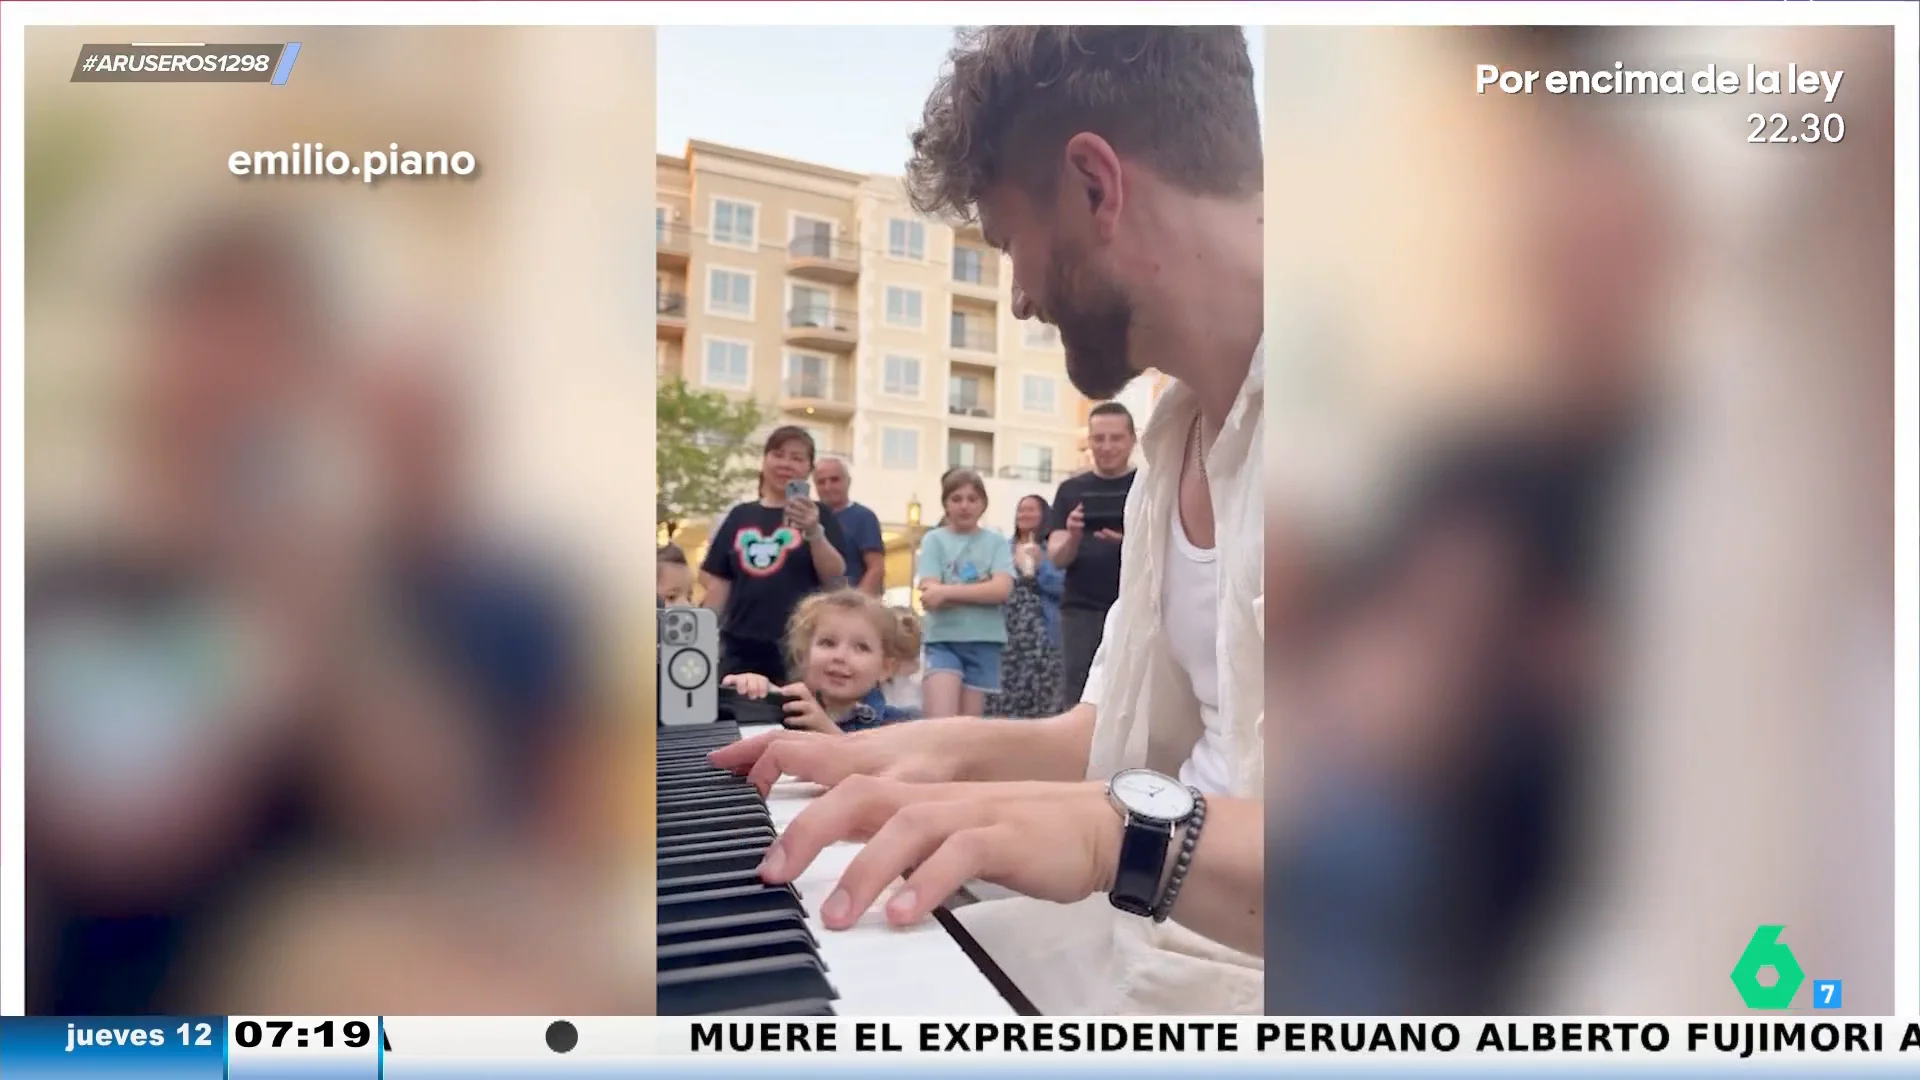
[21,26,657,1013]
[1264,25,1896,1014]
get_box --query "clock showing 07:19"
[233,1019,374,1050]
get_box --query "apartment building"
[656,140,1090,582]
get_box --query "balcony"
[949,322,996,354]
[784,307,858,352]
[995,463,1057,485]
[946,398,995,430]
[656,222,690,268]
[787,234,860,284]
[950,254,1000,300]
[782,374,855,418]
[947,431,995,475]
[656,291,686,338]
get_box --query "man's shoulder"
[843,501,882,527]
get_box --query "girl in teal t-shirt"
[915,468,1014,717]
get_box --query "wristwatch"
[1105,768,1198,918]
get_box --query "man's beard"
[1047,238,1137,401]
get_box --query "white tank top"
[1163,506,1229,794]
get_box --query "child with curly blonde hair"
[720,588,921,733]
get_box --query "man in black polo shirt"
[1047,400,1138,710]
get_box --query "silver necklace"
[1191,414,1208,481]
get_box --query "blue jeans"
[923,641,1003,694]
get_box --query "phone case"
[658,606,720,727]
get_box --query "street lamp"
[899,497,926,611]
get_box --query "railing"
[951,258,999,289]
[788,235,860,263]
[656,222,691,252]
[786,307,858,333]
[657,292,687,317]
[946,401,993,419]
[784,375,851,403]
[996,464,1057,484]
[949,324,995,352]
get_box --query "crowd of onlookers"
[657,400,1142,733]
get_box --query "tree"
[657,378,767,541]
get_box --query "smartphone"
[658,606,719,727]
[785,478,811,501]
[1079,491,1127,535]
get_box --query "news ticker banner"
[12,1018,1920,1078]
[70,42,303,84]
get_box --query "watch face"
[667,648,711,690]
[1110,769,1195,823]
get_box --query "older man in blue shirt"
[813,456,885,595]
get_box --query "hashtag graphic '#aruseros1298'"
[72,43,301,84]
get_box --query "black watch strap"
[1109,816,1174,917]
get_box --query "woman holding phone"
[700,426,847,684]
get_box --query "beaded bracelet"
[1152,788,1207,923]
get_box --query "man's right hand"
[708,718,983,794]
[1065,502,1086,538]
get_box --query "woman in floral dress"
[985,494,1064,718]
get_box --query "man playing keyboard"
[712,25,1267,1016]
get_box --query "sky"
[657,26,1267,176]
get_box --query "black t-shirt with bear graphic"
[701,501,847,648]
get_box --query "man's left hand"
[758,776,1122,930]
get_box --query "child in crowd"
[880,607,924,712]
[915,468,1013,718]
[719,588,919,734]
[657,543,693,606]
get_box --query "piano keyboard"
[656,721,1031,1016]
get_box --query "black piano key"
[718,998,837,1017]
[658,721,738,740]
[657,772,740,789]
[660,850,767,878]
[660,868,770,895]
[658,909,816,949]
[657,792,766,816]
[660,802,767,826]
[656,827,775,856]
[660,811,770,839]
[657,955,837,1016]
[657,756,730,773]
[658,883,804,925]
[657,929,822,971]
[655,748,732,764]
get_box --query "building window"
[1022,374,1057,414]
[952,246,985,285]
[703,338,751,388]
[881,427,920,470]
[712,199,756,248]
[948,438,985,468]
[888,218,926,260]
[1023,321,1060,349]
[791,215,833,258]
[883,354,922,397]
[885,286,924,328]
[1020,444,1055,483]
[707,268,753,317]
[786,351,830,398]
[789,283,831,325]
[655,206,671,244]
[948,373,984,412]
